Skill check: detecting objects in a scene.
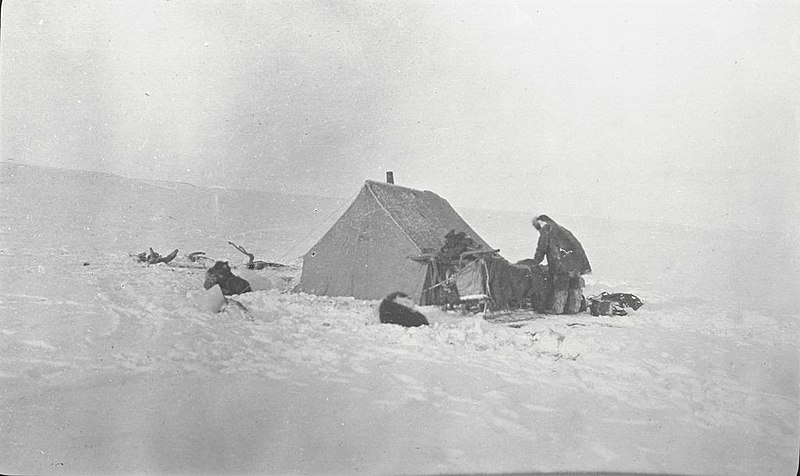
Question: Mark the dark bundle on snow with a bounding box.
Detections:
[379,292,429,327]
[587,292,644,316]
[439,229,480,262]
[136,248,179,265]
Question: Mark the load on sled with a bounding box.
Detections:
[411,230,550,314]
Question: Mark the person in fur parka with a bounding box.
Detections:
[531,214,591,314]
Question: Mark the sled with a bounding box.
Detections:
[422,249,546,315]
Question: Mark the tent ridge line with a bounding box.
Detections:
[365,181,422,253]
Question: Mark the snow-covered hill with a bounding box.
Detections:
[0,162,349,262]
[1,162,797,475]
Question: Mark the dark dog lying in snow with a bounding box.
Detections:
[379,292,429,327]
[204,261,252,296]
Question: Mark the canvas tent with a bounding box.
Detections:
[296,180,495,304]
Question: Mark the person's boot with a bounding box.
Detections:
[565,276,585,314]
[565,287,582,314]
[548,274,569,314]
[551,289,568,314]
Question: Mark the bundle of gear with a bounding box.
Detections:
[586,292,644,316]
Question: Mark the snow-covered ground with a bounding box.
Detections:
[1,162,798,475]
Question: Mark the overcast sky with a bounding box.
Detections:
[1,0,797,231]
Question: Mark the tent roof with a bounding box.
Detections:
[363,180,493,252]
